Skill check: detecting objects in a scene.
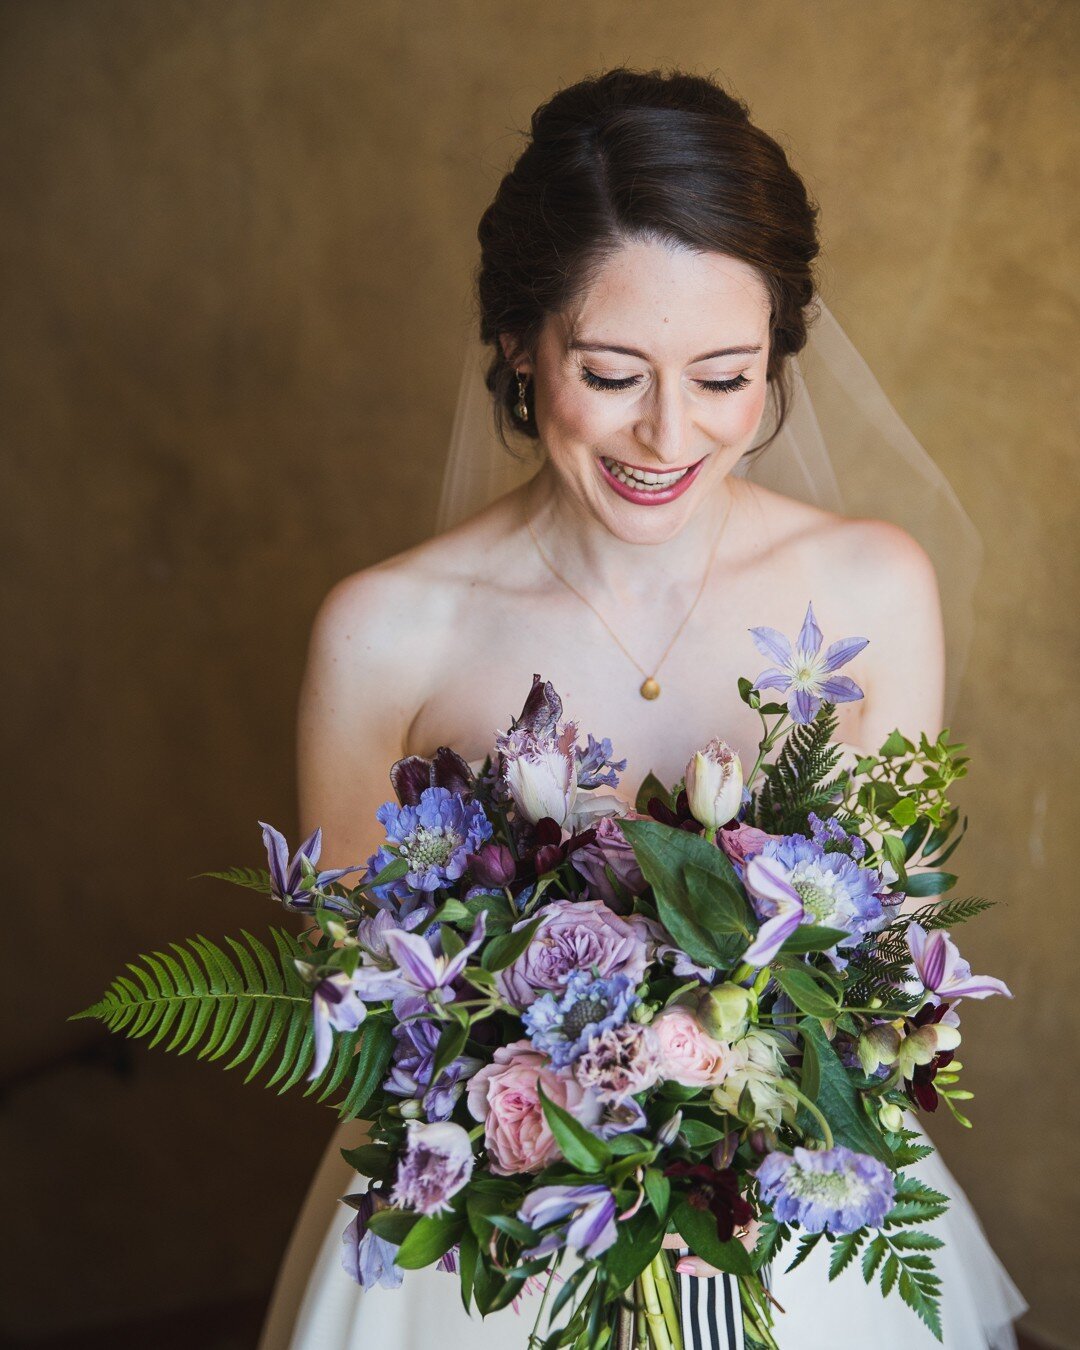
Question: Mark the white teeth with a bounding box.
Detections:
[601,457,691,492]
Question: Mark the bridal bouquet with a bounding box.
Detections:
[75,602,1012,1348]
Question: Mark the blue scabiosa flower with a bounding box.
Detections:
[365,786,492,900]
[522,971,638,1068]
[749,602,868,724]
[742,833,897,967]
[755,1145,895,1234]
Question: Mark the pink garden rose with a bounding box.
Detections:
[466,1040,601,1175]
[652,1006,735,1088]
[496,898,650,1010]
[570,812,647,910]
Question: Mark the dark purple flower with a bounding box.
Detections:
[664,1160,754,1243]
[258,821,364,914]
[755,1145,895,1234]
[749,601,868,724]
[390,746,474,806]
[365,786,493,900]
[570,813,646,910]
[518,1184,619,1260]
[467,842,517,889]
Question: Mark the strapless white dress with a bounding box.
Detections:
[257,754,1027,1349]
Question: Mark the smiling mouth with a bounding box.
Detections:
[600,455,702,491]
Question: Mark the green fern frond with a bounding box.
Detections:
[69,928,381,1106]
[753,704,848,834]
[193,866,274,895]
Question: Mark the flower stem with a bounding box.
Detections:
[638,1257,675,1350]
[526,1256,560,1348]
[787,1083,834,1150]
[650,1250,684,1350]
[739,1276,781,1350]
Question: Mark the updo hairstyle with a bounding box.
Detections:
[475,66,821,457]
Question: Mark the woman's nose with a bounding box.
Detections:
[632,378,693,465]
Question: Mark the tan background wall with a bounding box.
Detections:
[3,2,1075,1346]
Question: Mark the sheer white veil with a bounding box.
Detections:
[434,295,982,724]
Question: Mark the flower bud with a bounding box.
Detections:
[878,1102,905,1132]
[400,1098,424,1120]
[468,842,516,888]
[710,1131,740,1170]
[685,739,743,832]
[656,1110,683,1147]
[697,982,754,1042]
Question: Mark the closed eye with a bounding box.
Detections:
[580,369,751,394]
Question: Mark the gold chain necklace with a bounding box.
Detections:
[524,490,734,700]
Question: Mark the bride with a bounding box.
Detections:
[258,67,1026,1350]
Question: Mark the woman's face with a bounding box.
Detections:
[510,237,772,544]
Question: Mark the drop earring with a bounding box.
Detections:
[514,371,529,422]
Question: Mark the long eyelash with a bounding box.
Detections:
[580,369,751,394]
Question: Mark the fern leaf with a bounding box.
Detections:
[193,866,274,895]
[753,704,848,834]
[68,928,359,1100]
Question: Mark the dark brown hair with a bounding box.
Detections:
[475,66,821,456]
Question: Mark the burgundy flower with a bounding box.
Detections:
[664,1160,754,1243]
[905,1001,957,1112]
[522,816,597,877]
[646,788,703,834]
[390,746,474,807]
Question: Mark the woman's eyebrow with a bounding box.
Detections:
[567,339,762,360]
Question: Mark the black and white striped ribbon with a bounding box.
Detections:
[673,1249,745,1350]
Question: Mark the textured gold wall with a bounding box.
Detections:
[4,1,1075,1344]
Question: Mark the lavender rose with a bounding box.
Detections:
[496,898,650,1010]
[569,813,647,911]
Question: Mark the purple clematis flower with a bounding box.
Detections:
[748,602,868,724]
[907,923,1012,1004]
[341,1191,403,1290]
[258,821,365,914]
[384,994,482,1120]
[383,911,487,1003]
[307,961,408,1081]
[518,1184,619,1260]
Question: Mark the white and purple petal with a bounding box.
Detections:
[748,625,793,666]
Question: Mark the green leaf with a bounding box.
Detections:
[458,1230,478,1314]
[192,866,273,895]
[481,915,545,972]
[778,924,850,955]
[395,1212,464,1268]
[677,1117,732,1149]
[367,855,409,889]
[635,770,673,814]
[862,1234,888,1283]
[537,1083,611,1173]
[672,1200,753,1276]
[604,1209,666,1291]
[340,1143,393,1180]
[903,871,957,897]
[339,1016,394,1119]
[68,929,361,1097]
[887,797,920,828]
[828,1229,866,1279]
[619,819,749,968]
[784,1232,823,1272]
[643,1168,671,1221]
[775,966,840,1019]
[367,1209,420,1244]
[430,1019,469,1082]
[797,1019,893,1163]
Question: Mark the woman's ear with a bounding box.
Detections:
[498,332,534,375]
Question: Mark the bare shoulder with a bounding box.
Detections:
[303,491,525,724]
[740,482,945,742]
